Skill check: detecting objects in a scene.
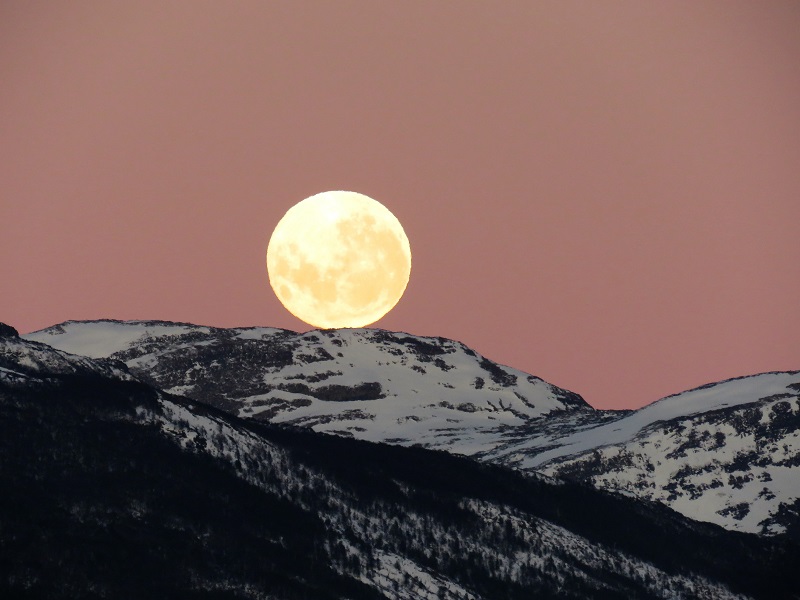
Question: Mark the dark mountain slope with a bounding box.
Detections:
[1,376,380,600]
[259,425,799,594]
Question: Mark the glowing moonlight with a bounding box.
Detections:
[267,191,411,329]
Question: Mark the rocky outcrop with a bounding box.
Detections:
[0,322,19,338]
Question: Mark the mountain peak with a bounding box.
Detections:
[26,321,591,453]
[0,322,19,338]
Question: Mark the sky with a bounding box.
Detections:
[2,1,799,410]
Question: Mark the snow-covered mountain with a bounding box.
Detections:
[25,319,591,454]
[3,324,797,599]
[25,320,800,537]
[537,374,800,537]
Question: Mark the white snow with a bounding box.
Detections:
[24,320,209,358]
[510,372,800,469]
[540,392,800,534]
[358,550,478,600]
[1,335,134,382]
[233,327,291,340]
[24,321,583,457]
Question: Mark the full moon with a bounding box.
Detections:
[266,191,411,329]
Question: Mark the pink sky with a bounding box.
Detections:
[2,2,799,409]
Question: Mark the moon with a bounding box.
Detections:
[266,191,411,329]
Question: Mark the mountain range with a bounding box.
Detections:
[25,319,800,538]
[2,319,799,598]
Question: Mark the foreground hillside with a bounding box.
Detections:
[25,319,800,536]
[3,325,798,599]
